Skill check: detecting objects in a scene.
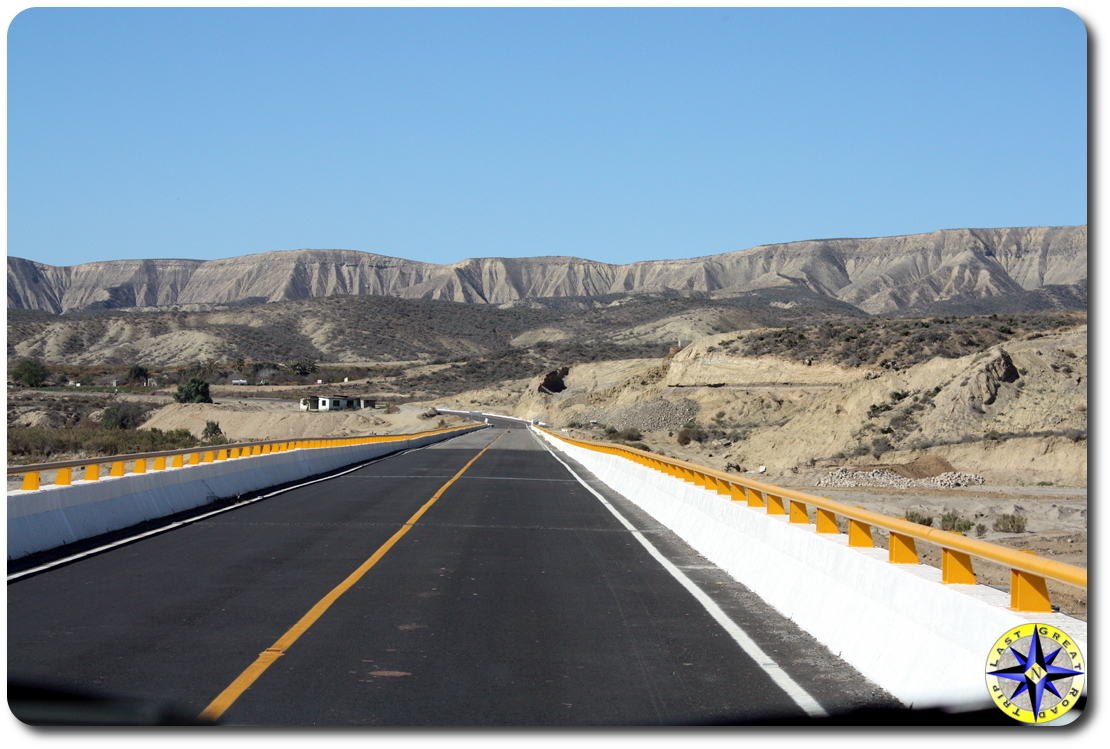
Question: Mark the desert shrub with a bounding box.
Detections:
[611,427,642,442]
[676,422,708,445]
[101,402,147,430]
[174,377,213,404]
[383,403,400,414]
[202,420,223,440]
[993,514,1027,533]
[7,425,203,464]
[905,511,933,527]
[939,511,974,533]
[975,524,987,538]
[871,437,893,457]
[868,403,892,418]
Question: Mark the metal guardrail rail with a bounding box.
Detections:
[7,425,475,492]
[537,427,1087,614]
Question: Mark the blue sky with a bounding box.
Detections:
[5,6,1088,268]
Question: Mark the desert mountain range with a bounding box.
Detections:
[7,225,1087,315]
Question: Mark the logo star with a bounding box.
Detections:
[988,633,1084,717]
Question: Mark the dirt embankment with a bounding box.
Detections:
[139,402,462,442]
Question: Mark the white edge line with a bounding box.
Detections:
[533,429,830,719]
[7,430,485,582]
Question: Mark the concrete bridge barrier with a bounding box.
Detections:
[8,425,487,561]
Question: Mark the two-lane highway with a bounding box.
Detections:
[8,425,897,725]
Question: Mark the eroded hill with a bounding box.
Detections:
[9,225,1086,314]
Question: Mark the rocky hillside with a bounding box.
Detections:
[5,291,864,366]
[432,323,1088,487]
[9,225,1086,315]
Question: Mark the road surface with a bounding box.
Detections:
[8,422,897,725]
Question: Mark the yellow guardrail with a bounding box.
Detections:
[538,427,1087,614]
[7,425,476,493]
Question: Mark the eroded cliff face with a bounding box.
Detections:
[8,225,1086,314]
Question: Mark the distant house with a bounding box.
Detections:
[299,395,375,412]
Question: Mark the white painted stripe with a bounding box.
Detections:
[535,433,829,719]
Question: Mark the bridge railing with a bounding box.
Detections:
[7,425,472,492]
[537,427,1086,614]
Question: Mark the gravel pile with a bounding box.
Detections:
[573,398,700,433]
[816,467,985,489]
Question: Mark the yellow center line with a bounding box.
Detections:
[198,430,505,722]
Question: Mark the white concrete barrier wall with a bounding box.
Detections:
[8,426,486,560]
[534,427,1087,709]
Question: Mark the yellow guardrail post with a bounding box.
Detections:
[21,472,40,491]
[766,493,786,516]
[216,450,227,461]
[788,499,809,524]
[84,464,100,481]
[847,518,873,547]
[55,468,72,486]
[188,452,201,465]
[153,456,166,470]
[888,532,919,564]
[942,548,976,585]
[815,507,838,533]
[172,455,184,468]
[110,461,125,477]
[134,459,147,474]
[1011,569,1051,612]
[746,486,764,508]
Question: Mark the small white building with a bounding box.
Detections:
[300,395,375,412]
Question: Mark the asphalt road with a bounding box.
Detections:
[8,423,897,726]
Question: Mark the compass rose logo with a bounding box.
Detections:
[985,623,1085,724]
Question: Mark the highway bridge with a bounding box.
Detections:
[8,418,906,725]
[8,415,1087,726]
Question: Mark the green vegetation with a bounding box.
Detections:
[992,514,1028,534]
[939,511,974,534]
[284,358,319,376]
[9,358,52,387]
[125,364,150,385]
[174,377,213,404]
[202,420,223,441]
[100,402,148,430]
[7,426,203,465]
[904,511,933,527]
